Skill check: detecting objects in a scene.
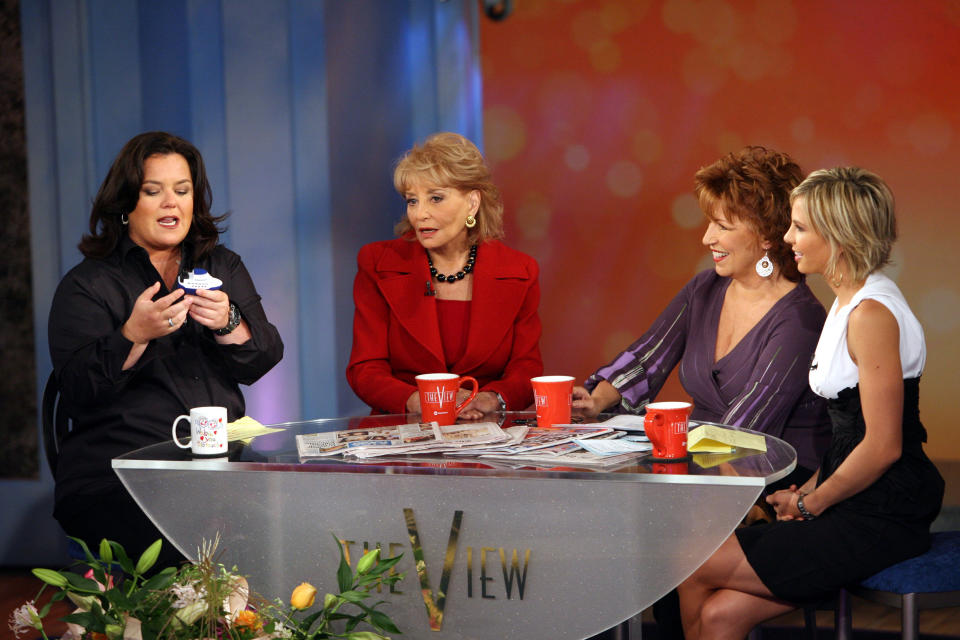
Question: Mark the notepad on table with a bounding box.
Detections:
[687,424,766,454]
[227,416,285,443]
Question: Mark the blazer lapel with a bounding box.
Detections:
[456,242,529,373]
[375,243,446,366]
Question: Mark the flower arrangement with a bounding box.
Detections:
[10,535,404,640]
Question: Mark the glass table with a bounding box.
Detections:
[113,412,796,640]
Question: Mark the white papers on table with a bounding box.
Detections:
[574,437,653,456]
[598,414,647,431]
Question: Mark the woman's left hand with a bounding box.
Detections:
[766,485,803,520]
[188,289,252,344]
[458,391,501,420]
[187,288,231,330]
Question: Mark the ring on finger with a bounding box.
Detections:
[168,317,175,328]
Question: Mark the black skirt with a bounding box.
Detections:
[737,379,943,602]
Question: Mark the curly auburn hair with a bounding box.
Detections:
[694,146,804,282]
[392,132,504,244]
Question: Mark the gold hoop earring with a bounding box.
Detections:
[465,215,477,229]
[830,271,843,287]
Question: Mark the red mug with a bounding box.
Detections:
[644,401,692,460]
[652,462,689,475]
[531,375,575,428]
[416,373,479,426]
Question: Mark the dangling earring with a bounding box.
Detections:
[121,213,129,225]
[830,271,844,288]
[755,251,773,278]
[465,214,477,229]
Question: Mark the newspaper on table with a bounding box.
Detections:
[478,434,646,468]
[295,421,509,460]
[452,425,616,456]
[442,425,529,455]
[574,437,652,456]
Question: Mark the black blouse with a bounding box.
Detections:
[48,234,283,511]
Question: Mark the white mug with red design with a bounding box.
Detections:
[172,406,229,456]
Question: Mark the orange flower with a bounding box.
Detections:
[91,632,108,640]
[233,609,261,631]
[290,582,317,610]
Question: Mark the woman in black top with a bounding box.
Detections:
[49,131,283,565]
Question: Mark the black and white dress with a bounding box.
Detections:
[736,272,944,602]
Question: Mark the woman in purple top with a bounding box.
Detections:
[574,146,831,476]
[576,147,831,640]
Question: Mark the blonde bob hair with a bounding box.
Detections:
[790,167,896,283]
[393,132,504,243]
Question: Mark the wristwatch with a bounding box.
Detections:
[796,493,816,520]
[214,303,241,336]
[494,392,507,412]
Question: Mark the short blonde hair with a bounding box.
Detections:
[790,167,896,282]
[393,132,504,243]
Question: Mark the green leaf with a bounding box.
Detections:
[337,590,368,603]
[108,540,135,575]
[366,554,402,577]
[62,611,100,628]
[68,536,97,563]
[369,610,400,634]
[343,631,388,640]
[31,568,70,588]
[62,572,105,594]
[134,539,163,575]
[103,587,135,612]
[300,610,325,630]
[333,533,352,593]
[98,538,114,564]
[140,567,178,591]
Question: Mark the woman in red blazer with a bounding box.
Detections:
[347,133,543,416]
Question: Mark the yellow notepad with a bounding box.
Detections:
[227,416,285,443]
[687,424,766,454]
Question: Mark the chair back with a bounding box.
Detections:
[41,371,72,475]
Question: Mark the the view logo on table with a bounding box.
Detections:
[172,406,228,456]
[645,401,692,461]
[416,373,478,425]
[531,375,575,427]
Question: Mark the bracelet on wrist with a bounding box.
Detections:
[796,493,816,520]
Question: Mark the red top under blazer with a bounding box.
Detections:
[347,237,544,414]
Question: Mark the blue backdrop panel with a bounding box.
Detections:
[14,0,482,565]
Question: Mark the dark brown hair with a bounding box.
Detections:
[79,131,225,259]
[694,146,804,282]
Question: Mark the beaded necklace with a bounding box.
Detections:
[427,244,477,283]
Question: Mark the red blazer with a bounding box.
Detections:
[347,238,543,413]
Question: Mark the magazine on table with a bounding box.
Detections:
[295,421,509,460]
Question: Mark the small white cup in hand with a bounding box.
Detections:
[172,406,228,456]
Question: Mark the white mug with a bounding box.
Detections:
[172,406,228,456]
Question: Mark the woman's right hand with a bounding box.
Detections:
[406,391,421,415]
[121,282,193,345]
[572,386,599,417]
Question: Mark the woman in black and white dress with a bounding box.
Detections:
[676,167,943,640]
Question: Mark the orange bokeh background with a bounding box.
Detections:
[480,0,960,458]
